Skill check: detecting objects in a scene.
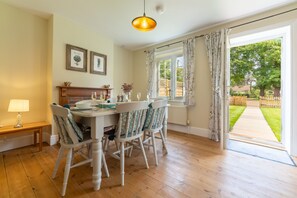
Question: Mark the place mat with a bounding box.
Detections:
[70,107,92,111]
[227,140,296,166]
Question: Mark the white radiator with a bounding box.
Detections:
[167,105,188,126]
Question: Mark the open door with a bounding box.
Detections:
[222,30,231,150]
[225,25,292,153]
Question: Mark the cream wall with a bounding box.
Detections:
[0,2,48,126]
[113,45,134,96]
[0,3,134,146]
[51,14,114,103]
[133,3,297,131]
[46,16,53,123]
[50,14,133,103]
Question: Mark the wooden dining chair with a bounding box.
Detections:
[143,99,168,166]
[50,104,109,196]
[110,101,149,186]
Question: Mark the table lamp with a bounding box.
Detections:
[8,99,29,128]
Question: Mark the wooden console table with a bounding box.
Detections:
[0,121,51,151]
[57,86,112,106]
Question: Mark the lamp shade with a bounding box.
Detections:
[132,14,157,32]
[8,99,29,112]
[131,0,157,32]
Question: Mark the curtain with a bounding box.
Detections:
[146,49,157,98]
[183,38,196,106]
[205,29,228,142]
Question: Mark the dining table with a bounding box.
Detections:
[71,108,118,190]
[70,103,168,191]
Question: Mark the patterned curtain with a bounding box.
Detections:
[183,38,196,106]
[146,49,157,98]
[205,29,228,142]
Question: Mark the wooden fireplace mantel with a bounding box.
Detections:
[57,86,112,106]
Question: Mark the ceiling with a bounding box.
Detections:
[1,0,296,50]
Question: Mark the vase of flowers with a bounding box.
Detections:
[121,83,133,102]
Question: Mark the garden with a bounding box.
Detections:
[229,38,282,142]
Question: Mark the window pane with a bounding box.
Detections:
[175,56,184,98]
[159,59,171,97]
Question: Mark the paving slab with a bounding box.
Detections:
[230,106,279,143]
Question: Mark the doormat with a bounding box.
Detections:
[227,140,296,166]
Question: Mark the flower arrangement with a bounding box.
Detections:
[121,83,133,93]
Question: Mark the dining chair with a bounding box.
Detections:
[143,99,168,166]
[110,101,149,186]
[50,104,109,196]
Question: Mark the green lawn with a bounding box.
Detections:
[229,105,246,130]
[260,107,281,141]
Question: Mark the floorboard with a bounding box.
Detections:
[0,130,296,198]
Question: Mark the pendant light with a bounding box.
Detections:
[132,0,157,32]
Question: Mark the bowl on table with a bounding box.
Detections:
[75,100,92,109]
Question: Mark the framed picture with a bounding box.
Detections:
[66,44,87,72]
[90,51,107,75]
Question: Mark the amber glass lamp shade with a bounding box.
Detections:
[132,13,157,32]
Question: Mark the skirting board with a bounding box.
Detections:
[0,133,59,152]
[168,123,210,138]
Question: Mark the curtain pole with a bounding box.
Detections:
[144,6,297,52]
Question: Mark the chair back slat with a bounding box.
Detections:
[145,100,168,130]
[51,104,81,144]
[115,102,148,140]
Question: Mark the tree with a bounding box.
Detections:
[230,39,281,97]
[159,59,171,80]
[230,46,254,86]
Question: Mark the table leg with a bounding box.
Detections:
[91,116,104,190]
[34,131,37,145]
[92,139,102,190]
[39,128,42,151]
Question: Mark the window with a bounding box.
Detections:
[157,48,184,101]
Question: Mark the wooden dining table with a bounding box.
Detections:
[71,104,168,191]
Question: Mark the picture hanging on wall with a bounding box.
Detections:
[90,51,107,75]
[66,44,87,72]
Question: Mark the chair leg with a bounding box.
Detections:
[128,142,133,157]
[103,136,109,152]
[115,141,119,150]
[52,146,64,178]
[120,142,125,186]
[138,137,149,169]
[61,148,73,196]
[102,152,109,177]
[151,132,158,166]
[159,130,168,154]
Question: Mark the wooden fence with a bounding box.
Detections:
[229,96,247,106]
[159,79,183,97]
[259,96,281,108]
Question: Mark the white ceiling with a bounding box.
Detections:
[1,0,296,50]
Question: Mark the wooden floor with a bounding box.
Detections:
[1,131,297,198]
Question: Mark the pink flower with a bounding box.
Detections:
[121,83,133,93]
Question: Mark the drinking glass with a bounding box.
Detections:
[91,92,97,101]
[146,94,150,101]
[136,92,141,101]
[91,92,97,110]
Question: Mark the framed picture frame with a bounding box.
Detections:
[66,44,87,72]
[90,51,107,75]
